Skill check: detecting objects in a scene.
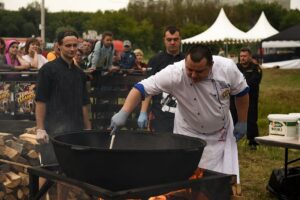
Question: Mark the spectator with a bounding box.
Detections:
[36,36,48,57]
[79,39,93,69]
[0,38,5,65]
[119,40,136,72]
[47,40,60,61]
[22,38,48,69]
[230,47,262,150]
[90,31,115,73]
[18,43,26,56]
[73,49,85,69]
[133,48,147,73]
[218,47,225,57]
[4,40,30,70]
[137,26,185,132]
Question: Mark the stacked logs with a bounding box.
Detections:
[0,128,39,200]
[0,128,95,200]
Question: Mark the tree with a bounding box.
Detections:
[22,22,38,37]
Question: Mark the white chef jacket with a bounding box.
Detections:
[140,56,248,183]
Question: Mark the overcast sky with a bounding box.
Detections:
[1,0,300,12]
[1,0,130,12]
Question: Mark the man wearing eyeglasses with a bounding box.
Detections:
[137,26,185,132]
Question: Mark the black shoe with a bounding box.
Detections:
[249,140,259,146]
[249,144,257,150]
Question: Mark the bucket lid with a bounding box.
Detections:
[289,113,300,120]
[268,114,298,122]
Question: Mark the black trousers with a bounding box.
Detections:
[151,110,174,134]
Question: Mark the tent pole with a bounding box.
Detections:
[224,43,228,57]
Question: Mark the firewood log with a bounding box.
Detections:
[21,186,29,196]
[4,172,21,188]
[3,146,20,161]
[5,194,17,200]
[19,134,38,145]
[18,172,29,186]
[26,150,39,159]
[5,140,23,154]
[0,133,13,145]
[0,170,6,183]
[17,188,24,199]
[24,127,36,135]
[0,191,5,199]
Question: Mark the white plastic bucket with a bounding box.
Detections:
[289,113,300,142]
[298,120,300,142]
[268,114,298,138]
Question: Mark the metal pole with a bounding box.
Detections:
[40,0,45,48]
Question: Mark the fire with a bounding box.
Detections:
[148,168,206,200]
[98,168,206,200]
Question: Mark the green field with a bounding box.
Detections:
[238,68,300,199]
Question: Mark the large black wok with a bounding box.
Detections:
[51,130,206,191]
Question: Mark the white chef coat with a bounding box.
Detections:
[140,56,248,183]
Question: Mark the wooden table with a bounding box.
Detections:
[255,135,300,177]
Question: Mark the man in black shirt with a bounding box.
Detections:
[231,47,262,150]
[137,26,185,133]
[35,30,91,165]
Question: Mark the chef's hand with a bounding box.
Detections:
[110,110,130,131]
[36,129,49,144]
[137,112,148,129]
[233,122,247,142]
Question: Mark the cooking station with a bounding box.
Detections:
[28,165,234,200]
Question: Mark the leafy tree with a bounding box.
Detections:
[22,22,38,37]
[280,9,300,29]
[1,0,300,53]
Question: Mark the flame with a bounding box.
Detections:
[148,168,205,200]
[98,168,206,200]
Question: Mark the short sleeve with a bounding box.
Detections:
[35,65,51,102]
[140,64,175,96]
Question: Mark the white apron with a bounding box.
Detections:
[174,114,240,183]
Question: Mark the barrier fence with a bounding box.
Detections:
[0,70,148,130]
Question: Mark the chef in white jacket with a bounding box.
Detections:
[110,45,249,183]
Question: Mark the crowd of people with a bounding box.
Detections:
[0,32,148,77]
[1,27,262,195]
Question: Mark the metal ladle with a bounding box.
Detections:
[109,127,117,149]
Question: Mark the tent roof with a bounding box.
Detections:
[246,11,278,41]
[262,24,300,41]
[262,24,300,48]
[182,8,250,44]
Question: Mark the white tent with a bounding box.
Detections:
[262,41,300,48]
[182,8,251,44]
[261,25,300,48]
[261,59,300,69]
[246,11,278,42]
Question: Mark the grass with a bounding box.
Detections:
[238,68,300,199]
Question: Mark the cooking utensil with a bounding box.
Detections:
[109,127,117,149]
[51,130,206,191]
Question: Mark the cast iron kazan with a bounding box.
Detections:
[51,130,206,191]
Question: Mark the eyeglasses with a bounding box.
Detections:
[165,38,180,42]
